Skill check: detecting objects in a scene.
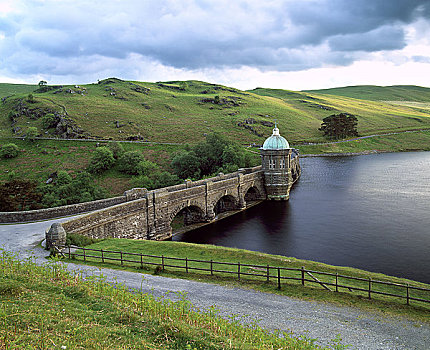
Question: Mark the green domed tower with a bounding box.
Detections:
[260,125,300,200]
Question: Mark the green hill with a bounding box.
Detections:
[2,79,430,146]
[0,83,37,97]
[303,85,430,102]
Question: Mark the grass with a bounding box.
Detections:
[0,249,348,349]
[3,80,430,146]
[303,85,430,102]
[64,238,430,323]
[0,137,185,196]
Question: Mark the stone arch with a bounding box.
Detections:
[168,201,206,224]
[213,194,239,215]
[244,185,261,202]
[242,182,265,202]
[169,203,206,232]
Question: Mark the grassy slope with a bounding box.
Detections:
[0,138,185,195]
[2,80,430,146]
[303,85,430,102]
[0,83,36,97]
[1,251,326,349]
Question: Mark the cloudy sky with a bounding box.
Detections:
[1,0,430,90]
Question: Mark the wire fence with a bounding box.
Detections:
[58,245,430,307]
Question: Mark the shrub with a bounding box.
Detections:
[87,147,115,174]
[118,151,145,175]
[41,113,57,129]
[107,142,125,159]
[0,143,19,159]
[136,160,158,176]
[26,127,39,141]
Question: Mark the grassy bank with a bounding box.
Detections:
[65,238,430,323]
[0,249,347,349]
[295,129,430,155]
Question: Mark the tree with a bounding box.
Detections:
[38,80,47,87]
[118,151,145,175]
[0,143,19,159]
[171,151,201,179]
[319,113,358,139]
[87,147,115,174]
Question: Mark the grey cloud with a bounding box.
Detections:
[328,25,406,52]
[1,0,429,79]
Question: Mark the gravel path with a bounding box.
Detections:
[1,219,429,350]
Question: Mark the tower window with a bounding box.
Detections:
[280,158,285,169]
[269,158,275,169]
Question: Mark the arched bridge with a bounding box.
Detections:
[62,166,268,241]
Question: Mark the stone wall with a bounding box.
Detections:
[0,196,127,224]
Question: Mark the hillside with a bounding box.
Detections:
[2,79,430,147]
[0,83,36,97]
[302,85,430,102]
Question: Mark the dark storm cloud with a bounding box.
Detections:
[0,0,429,78]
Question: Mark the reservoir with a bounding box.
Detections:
[174,151,430,284]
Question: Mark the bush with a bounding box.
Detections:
[87,147,115,174]
[26,127,38,141]
[171,151,201,179]
[0,143,19,159]
[136,160,158,176]
[107,142,125,159]
[41,113,57,129]
[118,151,145,175]
[40,171,107,207]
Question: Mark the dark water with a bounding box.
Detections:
[174,152,430,283]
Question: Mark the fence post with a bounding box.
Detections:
[406,284,410,305]
[238,262,240,281]
[140,254,143,269]
[210,260,213,276]
[277,267,281,290]
[68,245,71,259]
[83,247,86,262]
[301,266,305,286]
[336,273,339,292]
[186,257,188,274]
[267,265,270,282]
[120,251,123,266]
[368,277,372,300]
[101,249,104,263]
[162,255,164,272]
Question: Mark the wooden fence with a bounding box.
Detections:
[60,245,430,307]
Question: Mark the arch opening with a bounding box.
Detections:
[170,205,205,232]
[214,195,237,215]
[244,186,260,204]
